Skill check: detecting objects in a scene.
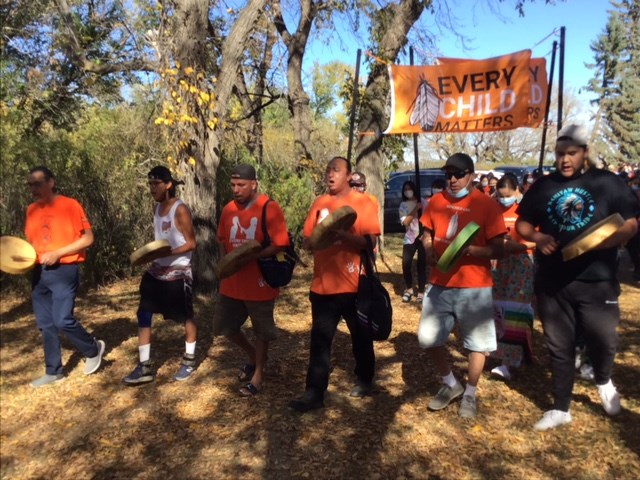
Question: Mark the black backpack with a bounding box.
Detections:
[257,199,297,288]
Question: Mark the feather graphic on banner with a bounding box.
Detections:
[409,77,442,132]
[446,214,459,240]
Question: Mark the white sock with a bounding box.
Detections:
[441,371,458,388]
[464,384,477,398]
[185,341,196,356]
[597,379,615,392]
[139,344,151,363]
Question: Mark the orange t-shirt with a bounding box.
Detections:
[420,189,506,288]
[217,194,289,301]
[303,190,381,295]
[500,202,533,254]
[25,195,91,264]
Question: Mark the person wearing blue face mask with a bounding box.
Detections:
[417,152,507,420]
[490,174,536,382]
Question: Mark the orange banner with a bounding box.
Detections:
[437,55,548,127]
[384,50,532,135]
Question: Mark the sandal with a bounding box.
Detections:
[237,364,256,382]
[239,382,260,397]
[401,290,413,302]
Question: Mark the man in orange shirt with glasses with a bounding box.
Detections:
[25,166,105,388]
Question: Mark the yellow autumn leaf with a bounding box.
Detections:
[184,67,194,75]
[188,157,196,166]
[154,117,163,125]
[199,92,210,103]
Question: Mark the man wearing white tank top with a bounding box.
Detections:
[123,166,197,385]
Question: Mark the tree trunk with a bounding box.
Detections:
[354,0,430,248]
[171,0,268,294]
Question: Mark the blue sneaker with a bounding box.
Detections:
[123,361,154,385]
[174,354,196,382]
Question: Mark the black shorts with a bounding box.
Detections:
[138,272,193,323]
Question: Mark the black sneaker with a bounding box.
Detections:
[290,390,324,413]
[123,361,154,385]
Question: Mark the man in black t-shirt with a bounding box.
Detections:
[516,124,639,431]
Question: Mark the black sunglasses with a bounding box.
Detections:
[444,170,469,180]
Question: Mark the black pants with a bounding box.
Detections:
[402,239,427,291]
[536,280,620,411]
[305,292,375,398]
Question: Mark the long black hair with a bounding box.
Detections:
[401,180,417,201]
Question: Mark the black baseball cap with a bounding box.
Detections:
[230,164,257,180]
[441,153,475,173]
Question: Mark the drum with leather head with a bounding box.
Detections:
[309,206,358,251]
[561,213,625,262]
[436,222,481,273]
[130,240,172,266]
[0,236,37,274]
[216,240,262,279]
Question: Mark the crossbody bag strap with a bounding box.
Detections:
[261,199,272,247]
[360,235,376,277]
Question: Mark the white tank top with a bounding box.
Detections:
[153,199,192,268]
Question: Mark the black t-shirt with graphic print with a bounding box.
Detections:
[516,168,640,290]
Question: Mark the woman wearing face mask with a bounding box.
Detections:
[490,174,536,381]
[398,180,427,302]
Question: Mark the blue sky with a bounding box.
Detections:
[306,0,613,123]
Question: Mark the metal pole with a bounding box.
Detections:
[538,40,557,171]
[558,26,565,131]
[410,48,421,199]
[346,49,362,165]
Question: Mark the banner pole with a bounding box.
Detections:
[409,47,422,199]
[538,40,558,173]
[347,49,362,165]
[558,26,565,131]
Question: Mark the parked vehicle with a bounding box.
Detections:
[384,169,445,232]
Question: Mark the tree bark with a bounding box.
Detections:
[354,0,430,246]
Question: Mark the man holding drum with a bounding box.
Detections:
[25,166,105,387]
[418,153,506,419]
[290,156,381,413]
[123,166,197,385]
[516,125,639,430]
[213,164,290,397]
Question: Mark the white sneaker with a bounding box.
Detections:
[579,364,595,381]
[490,365,512,381]
[533,410,572,431]
[598,383,621,416]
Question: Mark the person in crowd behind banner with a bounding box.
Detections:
[290,156,381,413]
[124,166,197,385]
[398,180,426,303]
[478,174,490,194]
[488,175,498,196]
[349,171,380,214]
[522,173,534,194]
[25,166,105,388]
[212,164,290,396]
[418,153,507,420]
[490,174,536,381]
[516,124,639,431]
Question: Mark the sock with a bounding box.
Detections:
[185,341,196,356]
[441,371,458,388]
[597,379,615,393]
[139,344,151,363]
[464,384,477,398]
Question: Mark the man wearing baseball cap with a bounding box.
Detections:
[418,152,507,419]
[516,124,639,430]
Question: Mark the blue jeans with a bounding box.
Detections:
[304,292,375,398]
[31,264,98,375]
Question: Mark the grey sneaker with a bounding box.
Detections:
[349,381,373,398]
[174,354,196,382]
[31,374,65,388]
[123,361,154,385]
[84,339,106,375]
[458,395,477,419]
[428,382,464,411]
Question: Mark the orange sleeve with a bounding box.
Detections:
[265,201,290,247]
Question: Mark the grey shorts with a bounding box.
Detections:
[212,295,277,341]
[418,285,497,352]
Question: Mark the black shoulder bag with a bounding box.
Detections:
[257,200,297,288]
[356,236,393,341]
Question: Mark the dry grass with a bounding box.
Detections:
[1,234,639,480]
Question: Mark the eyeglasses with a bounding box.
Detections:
[444,170,469,180]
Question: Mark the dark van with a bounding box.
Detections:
[384,169,445,232]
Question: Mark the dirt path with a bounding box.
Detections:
[2,238,639,479]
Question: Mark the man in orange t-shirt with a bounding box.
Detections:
[213,164,290,397]
[418,153,506,419]
[24,166,105,388]
[290,156,381,413]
